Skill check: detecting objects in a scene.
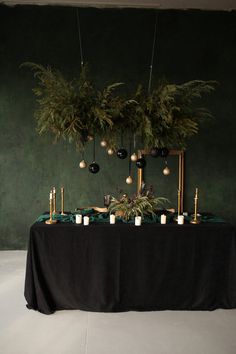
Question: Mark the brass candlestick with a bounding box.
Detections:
[52,187,57,215]
[45,193,57,224]
[174,189,181,221]
[61,187,66,215]
[190,187,201,224]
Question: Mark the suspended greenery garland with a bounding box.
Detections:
[22,62,217,154]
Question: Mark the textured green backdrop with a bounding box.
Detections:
[0,5,236,249]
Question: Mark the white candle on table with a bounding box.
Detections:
[83,216,90,226]
[76,214,82,224]
[135,216,141,226]
[161,214,167,224]
[178,215,184,225]
[110,214,116,224]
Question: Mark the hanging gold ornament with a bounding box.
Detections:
[79,159,87,169]
[100,140,107,147]
[131,153,138,162]
[126,176,133,184]
[163,166,170,175]
[87,135,94,141]
[107,148,114,155]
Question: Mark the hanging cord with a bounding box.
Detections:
[148,13,158,95]
[120,133,124,148]
[133,133,136,151]
[128,139,132,175]
[76,9,84,69]
[93,135,96,161]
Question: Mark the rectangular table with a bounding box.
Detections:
[24,221,236,314]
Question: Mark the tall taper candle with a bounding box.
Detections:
[61,187,66,215]
[52,187,56,214]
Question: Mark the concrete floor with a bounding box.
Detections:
[0,251,236,354]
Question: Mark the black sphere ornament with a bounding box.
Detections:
[150,147,161,158]
[89,162,100,174]
[117,148,128,159]
[136,158,146,169]
[160,148,169,158]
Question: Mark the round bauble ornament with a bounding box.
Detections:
[89,162,100,174]
[117,148,128,159]
[100,140,107,148]
[163,166,170,176]
[79,159,87,169]
[160,148,169,158]
[87,135,94,141]
[150,147,161,157]
[131,153,138,162]
[136,158,146,169]
[107,148,114,155]
[126,176,133,184]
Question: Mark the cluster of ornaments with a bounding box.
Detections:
[79,139,171,181]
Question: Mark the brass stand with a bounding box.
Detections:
[190,188,201,224]
[52,187,58,215]
[61,187,66,215]
[45,197,57,224]
[174,189,181,222]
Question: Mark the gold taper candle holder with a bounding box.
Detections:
[52,187,57,215]
[174,189,181,221]
[190,188,201,224]
[61,187,66,215]
[45,196,57,224]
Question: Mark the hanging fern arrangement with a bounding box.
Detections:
[22,62,217,152]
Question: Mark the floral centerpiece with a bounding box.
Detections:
[108,190,169,221]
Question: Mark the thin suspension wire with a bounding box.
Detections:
[93,135,96,161]
[76,9,84,69]
[128,139,132,175]
[148,13,158,95]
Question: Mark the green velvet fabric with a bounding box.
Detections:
[36,211,225,224]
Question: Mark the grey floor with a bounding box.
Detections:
[0,251,236,354]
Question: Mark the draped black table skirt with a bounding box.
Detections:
[24,222,236,314]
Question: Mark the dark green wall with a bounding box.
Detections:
[0,5,236,249]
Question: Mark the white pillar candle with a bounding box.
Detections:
[76,214,82,224]
[135,216,142,226]
[110,214,116,224]
[178,215,184,225]
[161,214,167,224]
[83,216,90,226]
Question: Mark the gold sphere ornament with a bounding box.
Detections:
[100,140,107,147]
[126,176,133,184]
[163,166,170,176]
[79,160,87,169]
[131,153,138,162]
[87,135,94,141]
[107,148,114,155]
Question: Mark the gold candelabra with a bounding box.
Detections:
[190,187,201,224]
[61,187,66,215]
[45,191,57,224]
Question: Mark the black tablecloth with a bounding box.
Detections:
[24,221,236,314]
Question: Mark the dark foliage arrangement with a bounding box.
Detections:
[22,62,217,151]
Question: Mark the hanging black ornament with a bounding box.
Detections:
[89,162,100,174]
[117,148,128,159]
[160,148,169,158]
[136,158,146,169]
[150,147,161,157]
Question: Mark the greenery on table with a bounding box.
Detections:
[22,62,217,151]
[108,190,169,221]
